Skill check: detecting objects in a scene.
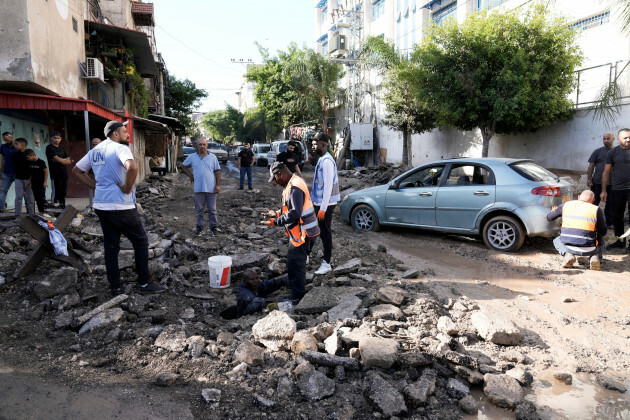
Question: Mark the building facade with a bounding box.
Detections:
[314,0,629,172]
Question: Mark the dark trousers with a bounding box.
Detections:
[51,176,67,206]
[591,183,613,225]
[239,166,252,188]
[150,167,167,176]
[95,208,149,290]
[611,189,630,237]
[32,183,46,213]
[287,236,312,300]
[314,204,335,263]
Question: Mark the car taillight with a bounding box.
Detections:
[531,186,561,197]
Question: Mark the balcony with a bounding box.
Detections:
[132,2,154,27]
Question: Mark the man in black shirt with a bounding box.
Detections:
[46,131,72,208]
[587,132,614,225]
[237,143,255,190]
[11,139,35,216]
[26,149,48,213]
[601,128,630,251]
[277,140,302,177]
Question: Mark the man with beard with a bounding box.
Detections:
[277,139,303,177]
[310,133,340,275]
[46,131,72,208]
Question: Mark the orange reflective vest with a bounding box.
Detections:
[560,200,598,247]
[281,175,320,247]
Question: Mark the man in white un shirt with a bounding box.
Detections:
[73,120,167,296]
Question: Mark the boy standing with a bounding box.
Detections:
[11,139,35,216]
[26,149,48,213]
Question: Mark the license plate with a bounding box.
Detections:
[562,194,570,203]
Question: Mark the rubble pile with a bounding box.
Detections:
[0,172,571,418]
[338,163,410,189]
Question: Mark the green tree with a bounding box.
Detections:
[243,107,271,142]
[412,5,582,157]
[361,36,436,165]
[201,105,244,142]
[165,75,208,136]
[246,43,344,134]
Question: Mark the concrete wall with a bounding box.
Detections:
[0,113,53,210]
[99,0,135,29]
[0,1,32,83]
[26,0,86,98]
[377,104,630,172]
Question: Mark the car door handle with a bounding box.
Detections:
[474,191,490,196]
[419,192,433,197]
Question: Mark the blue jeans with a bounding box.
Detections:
[239,166,252,189]
[0,172,16,210]
[194,192,218,229]
[553,236,604,258]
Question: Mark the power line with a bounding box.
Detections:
[155,24,237,72]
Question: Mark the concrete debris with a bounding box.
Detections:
[359,337,398,369]
[437,316,459,335]
[332,258,362,275]
[297,369,335,401]
[154,328,187,352]
[458,395,479,414]
[376,285,406,305]
[252,310,296,351]
[154,373,179,386]
[233,340,265,366]
[483,373,525,409]
[470,311,522,346]
[366,374,407,417]
[78,308,124,335]
[294,286,366,315]
[368,304,404,320]
[446,377,470,399]
[290,331,318,355]
[553,371,573,385]
[76,294,128,324]
[327,295,362,322]
[201,388,221,408]
[33,267,78,301]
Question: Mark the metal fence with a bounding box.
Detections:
[572,61,630,108]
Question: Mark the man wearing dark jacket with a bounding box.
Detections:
[236,269,289,317]
[547,190,607,270]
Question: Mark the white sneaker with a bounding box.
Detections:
[314,261,332,275]
[306,256,310,265]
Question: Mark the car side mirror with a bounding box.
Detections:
[389,181,399,190]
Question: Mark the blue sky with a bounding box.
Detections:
[152,0,317,112]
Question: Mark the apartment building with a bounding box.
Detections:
[314,0,629,172]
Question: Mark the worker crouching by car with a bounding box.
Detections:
[263,162,320,303]
[546,190,607,270]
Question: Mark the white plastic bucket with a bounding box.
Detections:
[208,256,232,288]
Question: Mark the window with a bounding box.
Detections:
[372,0,385,21]
[476,0,509,11]
[72,17,78,33]
[570,12,610,32]
[322,41,329,55]
[509,161,558,182]
[445,165,493,186]
[321,6,328,23]
[433,2,456,23]
[398,165,446,188]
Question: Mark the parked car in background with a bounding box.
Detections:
[340,158,572,252]
[266,139,309,169]
[208,142,229,164]
[234,145,245,160]
[252,143,271,166]
[178,146,196,162]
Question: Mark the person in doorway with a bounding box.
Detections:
[587,132,615,226]
[237,143,255,190]
[600,128,630,251]
[25,149,48,213]
[73,120,167,296]
[180,138,222,236]
[46,131,72,208]
[236,269,289,317]
[0,132,17,212]
[547,190,607,270]
[11,139,35,217]
[311,132,340,275]
[277,139,302,177]
[263,162,320,303]
[149,153,167,176]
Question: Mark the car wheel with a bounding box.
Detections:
[482,215,525,252]
[351,204,381,232]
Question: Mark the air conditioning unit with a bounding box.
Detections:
[82,58,105,82]
[329,34,347,58]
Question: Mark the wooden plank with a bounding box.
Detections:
[14,246,47,279]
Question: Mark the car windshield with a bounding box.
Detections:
[509,161,558,182]
[183,147,195,154]
[208,143,222,149]
[258,145,270,153]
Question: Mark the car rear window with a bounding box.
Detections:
[183,147,195,154]
[509,161,558,182]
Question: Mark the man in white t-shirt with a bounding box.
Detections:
[73,120,167,296]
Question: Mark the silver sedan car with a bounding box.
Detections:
[340,158,573,252]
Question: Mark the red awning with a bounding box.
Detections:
[0,90,127,122]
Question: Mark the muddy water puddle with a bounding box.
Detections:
[372,232,630,419]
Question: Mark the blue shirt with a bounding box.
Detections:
[1,144,17,175]
[182,152,221,193]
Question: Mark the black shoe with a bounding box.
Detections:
[110,287,123,297]
[606,240,626,250]
[138,282,167,295]
[196,226,204,236]
[248,186,253,190]
[238,187,244,190]
[210,227,218,236]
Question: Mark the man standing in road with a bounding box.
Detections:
[547,190,606,270]
[277,139,303,177]
[311,132,340,275]
[237,143,255,190]
[263,162,320,303]
[0,132,17,212]
[601,128,630,251]
[46,131,72,208]
[73,120,167,296]
[587,132,614,225]
[180,138,222,236]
